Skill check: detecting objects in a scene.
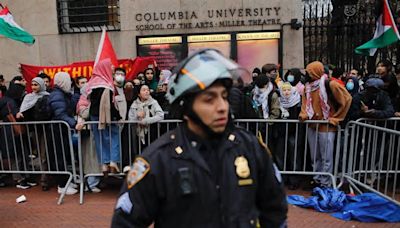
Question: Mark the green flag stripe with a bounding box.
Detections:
[355,28,398,51]
[0,18,35,44]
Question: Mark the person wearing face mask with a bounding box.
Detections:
[349,68,365,91]
[299,61,352,189]
[342,76,362,126]
[114,67,127,121]
[283,68,305,96]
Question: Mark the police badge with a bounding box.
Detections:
[234,156,250,178]
[127,157,150,189]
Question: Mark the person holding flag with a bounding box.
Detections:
[86,27,123,175]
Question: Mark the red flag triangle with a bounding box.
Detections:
[94,27,118,67]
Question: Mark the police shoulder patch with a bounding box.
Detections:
[127,157,150,189]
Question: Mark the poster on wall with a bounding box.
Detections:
[237,39,279,74]
[188,41,231,58]
[138,43,183,71]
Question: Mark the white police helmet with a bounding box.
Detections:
[166,49,251,104]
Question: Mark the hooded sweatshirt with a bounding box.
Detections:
[299,61,352,131]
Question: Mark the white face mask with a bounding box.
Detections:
[115,75,125,84]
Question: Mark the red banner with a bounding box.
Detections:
[20,57,156,92]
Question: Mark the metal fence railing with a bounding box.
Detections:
[340,119,400,206]
[1,118,399,205]
[0,121,77,204]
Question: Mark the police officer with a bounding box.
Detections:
[111,49,288,228]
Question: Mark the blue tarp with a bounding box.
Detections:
[287,187,346,212]
[287,188,400,223]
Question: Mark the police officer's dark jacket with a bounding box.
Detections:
[112,124,288,228]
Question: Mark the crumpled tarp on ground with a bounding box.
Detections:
[287,187,400,222]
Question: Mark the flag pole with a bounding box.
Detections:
[0,4,4,9]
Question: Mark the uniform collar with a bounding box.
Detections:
[170,125,239,176]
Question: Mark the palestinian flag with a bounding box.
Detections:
[355,0,400,56]
[0,6,35,44]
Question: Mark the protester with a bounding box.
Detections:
[375,60,399,107]
[87,59,122,175]
[16,77,51,190]
[128,84,164,147]
[0,78,35,189]
[359,77,395,119]
[124,81,135,113]
[0,74,7,98]
[299,61,352,188]
[229,77,259,119]
[48,71,78,195]
[38,72,52,92]
[114,67,128,121]
[76,84,102,193]
[283,68,305,96]
[275,82,304,189]
[252,74,281,119]
[144,68,159,93]
[16,77,50,120]
[343,76,362,123]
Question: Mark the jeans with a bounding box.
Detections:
[90,116,120,164]
[87,176,100,188]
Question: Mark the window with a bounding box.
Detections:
[57,0,120,34]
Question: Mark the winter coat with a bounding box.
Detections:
[128,97,164,124]
[48,87,76,128]
[229,87,259,119]
[359,89,395,119]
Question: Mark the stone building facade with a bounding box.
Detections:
[0,0,303,81]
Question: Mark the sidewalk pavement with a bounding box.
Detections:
[0,183,398,228]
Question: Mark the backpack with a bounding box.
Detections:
[34,95,52,121]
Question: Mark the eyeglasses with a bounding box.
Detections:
[31,83,39,86]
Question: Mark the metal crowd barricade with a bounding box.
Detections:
[234,119,342,188]
[78,119,345,204]
[356,117,400,130]
[0,121,77,204]
[77,120,182,204]
[341,120,400,206]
